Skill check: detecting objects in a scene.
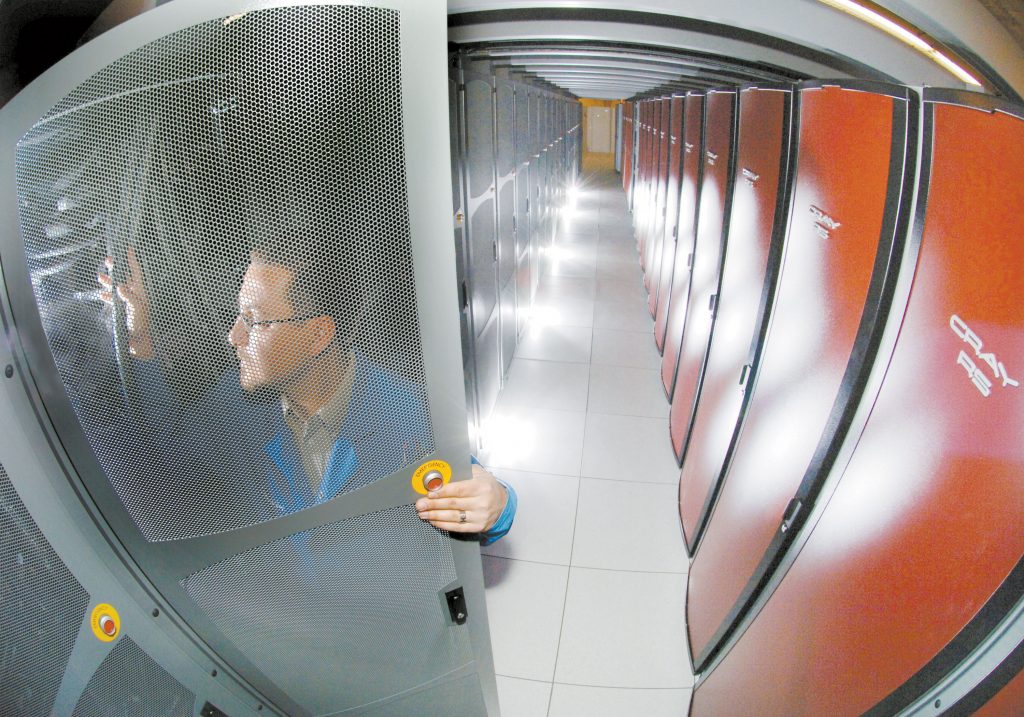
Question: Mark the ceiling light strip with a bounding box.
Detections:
[817,0,981,86]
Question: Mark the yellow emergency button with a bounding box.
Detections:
[90,603,121,642]
[411,459,452,495]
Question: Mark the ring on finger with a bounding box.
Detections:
[458,510,467,524]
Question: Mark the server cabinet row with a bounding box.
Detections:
[622,84,1024,716]
[450,53,582,447]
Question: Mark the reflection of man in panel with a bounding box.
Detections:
[99,239,515,543]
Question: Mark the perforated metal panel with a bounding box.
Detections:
[182,504,472,716]
[14,6,433,542]
[71,636,195,717]
[0,463,90,717]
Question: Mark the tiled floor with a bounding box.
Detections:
[479,156,694,716]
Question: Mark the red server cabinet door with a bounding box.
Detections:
[633,101,651,248]
[643,98,673,291]
[685,83,915,671]
[622,101,634,198]
[635,100,654,254]
[675,87,792,554]
[691,93,1024,717]
[657,93,704,365]
[649,95,685,318]
[640,98,667,275]
[667,89,737,469]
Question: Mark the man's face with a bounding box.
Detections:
[227,261,321,392]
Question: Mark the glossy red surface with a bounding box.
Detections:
[692,100,1024,716]
[658,94,704,371]
[676,88,788,552]
[973,665,1024,717]
[649,96,685,318]
[644,98,674,293]
[622,101,634,197]
[667,89,735,471]
[686,85,898,666]
[635,101,654,253]
[638,99,660,266]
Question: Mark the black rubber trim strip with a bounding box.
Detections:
[923,87,1024,120]
[864,558,1024,716]
[449,8,898,82]
[945,626,1024,717]
[691,83,920,673]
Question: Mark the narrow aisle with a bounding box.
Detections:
[480,157,694,717]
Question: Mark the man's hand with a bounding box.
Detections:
[416,464,508,533]
[97,247,154,359]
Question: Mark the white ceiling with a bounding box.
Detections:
[447,0,1024,101]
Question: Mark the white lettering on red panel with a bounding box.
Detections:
[810,205,841,240]
[950,314,1020,397]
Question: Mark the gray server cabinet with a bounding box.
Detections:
[460,59,502,433]
[513,81,533,337]
[528,90,544,301]
[495,77,517,377]
[449,62,479,447]
[0,2,498,716]
[615,103,624,172]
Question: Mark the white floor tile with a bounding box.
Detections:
[497,359,590,413]
[481,469,579,566]
[594,278,646,304]
[496,676,552,717]
[588,365,669,418]
[591,329,661,371]
[482,556,568,683]
[514,323,592,364]
[528,295,594,328]
[571,478,688,573]
[594,298,654,332]
[546,250,597,279]
[479,406,586,476]
[560,218,599,237]
[554,568,691,688]
[536,275,596,302]
[549,685,692,717]
[595,257,644,282]
[581,413,680,485]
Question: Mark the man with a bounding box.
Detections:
[99,239,515,542]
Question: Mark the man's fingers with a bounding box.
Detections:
[418,496,480,511]
[417,508,485,532]
[126,246,143,275]
[429,521,479,533]
[427,480,474,499]
[417,509,463,523]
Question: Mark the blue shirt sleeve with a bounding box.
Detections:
[471,455,517,546]
[481,479,517,546]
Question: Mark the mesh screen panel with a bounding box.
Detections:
[0,464,90,717]
[181,505,472,716]
[15,6,434,541]
[71,636,194,717]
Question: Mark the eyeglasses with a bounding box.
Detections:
[236,313,320,332]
